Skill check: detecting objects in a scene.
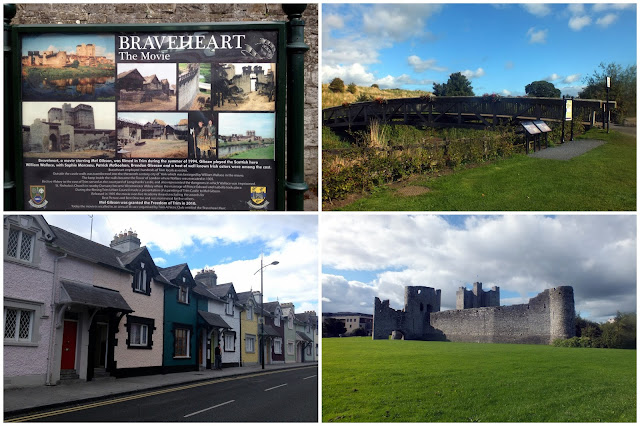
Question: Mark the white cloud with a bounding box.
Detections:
[461,68,485,79]
[361,4,442,42]
[567,4,585,15]
[502,89,512,96]
[153,257,167,266]
[322,215,636,322]
[593,3,634,12]
[522,4,551,17]
[323,14,344,31]
[559,85,586,97]
[407,55,446,73]
[322,63,376,86]
[569,15,592,31]
[563,74,581,84]
[545,73,562,82]
[527,27,548,44]
[596,13,618,28]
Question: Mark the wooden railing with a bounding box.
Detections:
[322,96,615,129]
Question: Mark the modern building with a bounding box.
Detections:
[323,312,373,336]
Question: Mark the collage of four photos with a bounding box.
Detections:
[2,2,638,423]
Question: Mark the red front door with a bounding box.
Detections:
[61,320,77,370]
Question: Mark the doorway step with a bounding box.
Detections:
[59,369,81,384]
[92,367,115,381]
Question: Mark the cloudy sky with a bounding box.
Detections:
[323,3,636,96]
[322,215,636,323]
[43,214,318,314]
[22,102,115,129]
[22,34,115,60]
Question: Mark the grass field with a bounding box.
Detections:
[229,145,274,159]
[333,129,636,211]
[322,338,636,422]
[322,84,430,109]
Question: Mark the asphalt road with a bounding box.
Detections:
[7,366,318,423]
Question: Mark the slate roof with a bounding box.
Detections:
[49,225,127,271]
[260,324,280,337]
[206,282,234,299]
[117,68,144,80]
[116,246,148,269]
[158,263,188,286]
[236,291,256,305]
[193,281,221,301]
[198,311,232,329]
[60,280,132,312]
[262,301,280,314]
[295,331,312,342]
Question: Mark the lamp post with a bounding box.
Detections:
[254,254,279,369]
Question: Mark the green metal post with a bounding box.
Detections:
[560,96,566,143]
[4,4,17,210]
[283,4,309,211]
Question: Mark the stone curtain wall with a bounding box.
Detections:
[12,3,319,189]
[430,287,575,344]
[178,64,200,110]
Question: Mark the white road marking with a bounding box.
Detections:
[264,383,288,391]
[303,375,317,380]
[183,400,235,418]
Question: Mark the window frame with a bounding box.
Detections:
[246,304,253,320]
[125,315,155,349]
[273,337,282,354]
[288,315,293,330]
[3,298,43,346]
[225,295,234,316]
[287,340,294,355]
[245,334,256,353]
[178,285,189,304]
[173,325,191,358]
[6,228,35,263]
[132,261,151,296]
[223,331,236,352]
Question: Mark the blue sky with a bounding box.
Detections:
[218,113,275,138]
[322,215,636,322]
[323,3,636,96]
[43,214,318,313]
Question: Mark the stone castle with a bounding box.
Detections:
[22,43,112,67]
[373,283,575,344]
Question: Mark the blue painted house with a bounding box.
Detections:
[158,263,201,373]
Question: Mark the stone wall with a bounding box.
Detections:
[178,64,200,111]
[12,3,319,190]
[431,287,575,344]
[373,286,442,340]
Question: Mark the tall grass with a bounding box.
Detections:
[322,84,431,109]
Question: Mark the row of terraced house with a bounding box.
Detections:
[3,215,317,389]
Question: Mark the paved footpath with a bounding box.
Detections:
[3,362,317,417]
[528,139,606,161]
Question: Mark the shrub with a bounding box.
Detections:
[371,83,379,89]
[329,77,345,93]
[356,93,373,103]
[347,82,357,94]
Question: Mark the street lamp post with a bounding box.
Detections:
[254,254,279,370]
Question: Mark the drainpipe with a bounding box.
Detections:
[46,252,67,385]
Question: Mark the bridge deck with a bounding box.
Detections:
[323,96,615,130]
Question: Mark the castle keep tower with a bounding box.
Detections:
[456,282,500,309]
[372,286,441,340]
[549,286,575,341]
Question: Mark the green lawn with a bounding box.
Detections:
[228,145,274,160]
[323,338,636,422]
[337,129,636,210]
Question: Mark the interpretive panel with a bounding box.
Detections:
[521,121,541,135]
[18,25,284,210]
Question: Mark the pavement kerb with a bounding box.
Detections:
[4,362,318,419]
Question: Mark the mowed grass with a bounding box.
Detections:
[337,129,636,211]
[322,338,636,422]
[228,145,274,159]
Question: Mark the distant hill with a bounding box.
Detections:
[322,84,431,109]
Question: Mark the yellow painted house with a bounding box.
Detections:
[238,291,260,365]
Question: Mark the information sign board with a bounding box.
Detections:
[521,121,541,135]
[533,120,552,133]
[564,99,573,121]
[14,23,286,210]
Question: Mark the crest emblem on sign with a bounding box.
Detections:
[248,186,269,210]
[29,185,48,209]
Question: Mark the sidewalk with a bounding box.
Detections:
[3,362,317,416]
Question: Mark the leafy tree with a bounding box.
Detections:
[600,312,636,349]
[371,83,379,89]
[348,327,367,337]
[323,318,346,337]
[525,80,561,98]
[329,77,345,93]
[347,82,357,94]
[445,72,474,96]
[356,93,373,103]
[432,82,446,96]
[432,73,474,96]
[579,62,636,124]
[70,60,80,69]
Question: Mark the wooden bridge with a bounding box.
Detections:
[322,96,615,130]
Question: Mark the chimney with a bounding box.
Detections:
[253,290,263,305]
[110,228,141,253]
[195,268,217,288]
